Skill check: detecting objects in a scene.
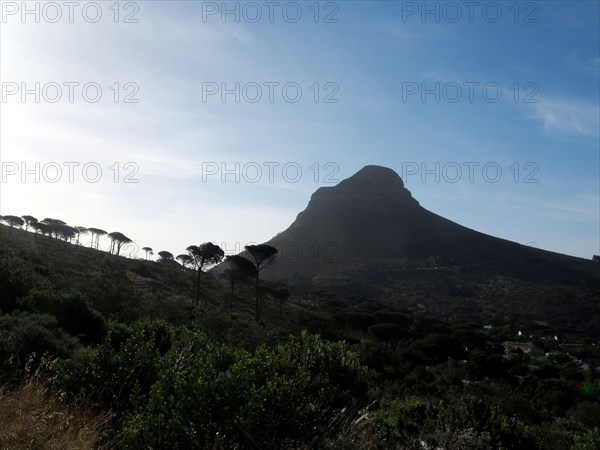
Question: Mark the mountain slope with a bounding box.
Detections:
[262,165,584,285]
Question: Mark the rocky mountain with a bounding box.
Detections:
[263,166,564,279]
[243,165,600,316]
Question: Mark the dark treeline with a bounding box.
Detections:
[0,214,279,321]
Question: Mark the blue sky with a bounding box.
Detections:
[1,1,598,259]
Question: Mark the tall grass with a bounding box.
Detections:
[0,378,114,450]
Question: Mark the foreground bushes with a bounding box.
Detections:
[23,289,107,344]
[6,314,599,450]
[0,252,35,312]
[53,321,371,449]
[52,320,170,412]
[122,330,370,449]
[0,312,79,364]
[0,289,107,368]
[368,396,600,450]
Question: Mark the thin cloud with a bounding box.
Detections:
[528,97,600,137]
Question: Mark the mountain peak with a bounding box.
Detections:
[346,165,405,188]
[258,163,587,298]
[307,165,416,209]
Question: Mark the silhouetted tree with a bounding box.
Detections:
[176,254,193,269]
[56,224,76,242]
[74,226,88,245]
[245,244,278,321]
[143,247,153,261]
[21,215,38,231]
[593,255,600,262]
[87,228,107,250]
[40,218,69,239]
[31,222,50,236]
[158,251,174,262]
[1,215,24,229]
[108,232,132,256]
[186,243,225,307]
[41,218,65,225]
[223,255,256,310]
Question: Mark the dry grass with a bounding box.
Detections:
[0,379,114,450]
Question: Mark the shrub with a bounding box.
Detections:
[426,396,537,450]
[572,427,600,450]
[0,312,79,365]
[23,289,107,344]
[370,397,433,446]
[0,253,34,312]
[52,320,173,413]
[370,395,538,450]
[369,323,408,344]
[121,330,371,449]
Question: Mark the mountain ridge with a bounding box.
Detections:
[256,165,592,294]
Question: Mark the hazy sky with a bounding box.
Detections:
[1,1,598,259]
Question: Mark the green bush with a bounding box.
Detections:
[335,310,373,330]
[120,330,371,449]
[23,289,107,344]
[120,328,235,449]
[370,397,433,446]
[105,320,132,350]
[52,320,173,412]
[572,427,600,450]
[371,310,410,327]
[0,312,79,364]
[0,253,34,312]
[369,323,409,344]
[229,331,371,446]
[370,395,538,450]
[409,333,463,362]
[426,396,537,450]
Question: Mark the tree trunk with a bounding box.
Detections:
[191,271,197,305]
[255,272,260,321]
[195,268,202,306]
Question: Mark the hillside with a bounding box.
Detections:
[1,212,600,449]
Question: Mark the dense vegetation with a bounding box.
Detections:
[1,222,599,449]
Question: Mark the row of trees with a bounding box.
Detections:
[0,214,133,256]
[0,214,279,320]
[152,243,279,320]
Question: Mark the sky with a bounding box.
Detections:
[1,0,598,259]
